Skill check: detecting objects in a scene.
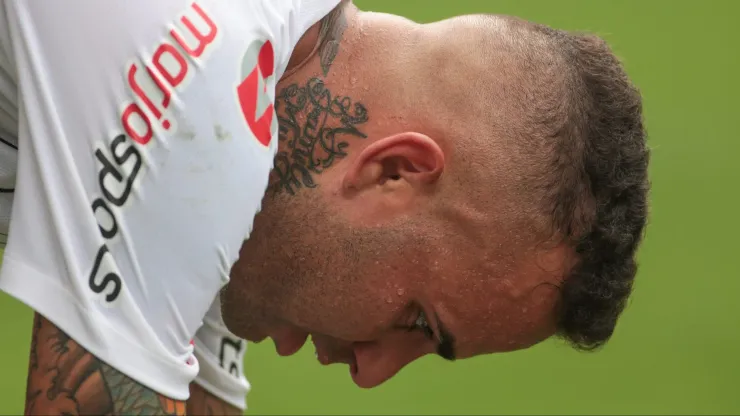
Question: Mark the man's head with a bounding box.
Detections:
[221,3,649,388]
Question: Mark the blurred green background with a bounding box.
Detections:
[1,0,739,414]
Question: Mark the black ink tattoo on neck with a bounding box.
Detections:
[318,2,348,76]
[269,77,368,196]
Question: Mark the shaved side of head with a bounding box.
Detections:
[410,14,649,349]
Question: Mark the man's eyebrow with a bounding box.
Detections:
[434,312,457,361]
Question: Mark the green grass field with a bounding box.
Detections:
[1,0,739,414]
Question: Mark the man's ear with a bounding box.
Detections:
[341,132,445,194]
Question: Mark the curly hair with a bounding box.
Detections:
[533,27,650,350]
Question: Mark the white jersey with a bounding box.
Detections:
[0,0,339,408]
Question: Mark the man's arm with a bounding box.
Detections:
[25,313,186,416]
[186,383,241,416]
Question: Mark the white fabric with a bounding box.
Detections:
[0,0,339,406]
[193,295,251,410]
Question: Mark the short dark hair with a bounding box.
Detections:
[535,27,650,350]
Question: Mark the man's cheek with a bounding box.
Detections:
[337,302,406,342]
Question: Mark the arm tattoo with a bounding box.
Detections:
[25,313,186,416]
[269,78,369,196]
[318,2,348,76]
[186,383,241,416]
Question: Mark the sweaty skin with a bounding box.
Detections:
[221,1,647,389]
[222,5,568,388]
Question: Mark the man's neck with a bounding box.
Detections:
[281,1,352,81]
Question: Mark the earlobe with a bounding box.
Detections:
[342,132,445,194]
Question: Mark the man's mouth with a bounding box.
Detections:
[270,331,361,381]
[311,335,359,377]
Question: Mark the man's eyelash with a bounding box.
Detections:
[411,311,435,339]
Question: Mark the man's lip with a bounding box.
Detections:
[319,353,359,379]
[311,338,376,388]
[312,336,358,371]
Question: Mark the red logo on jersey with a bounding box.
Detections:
[121,2,219,146]
[237,40,277,147]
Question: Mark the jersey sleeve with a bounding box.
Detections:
[192,296,250,410]
[0,0,282,401]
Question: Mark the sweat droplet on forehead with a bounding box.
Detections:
[396,288,405,296]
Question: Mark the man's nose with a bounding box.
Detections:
[351,331,431,388]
